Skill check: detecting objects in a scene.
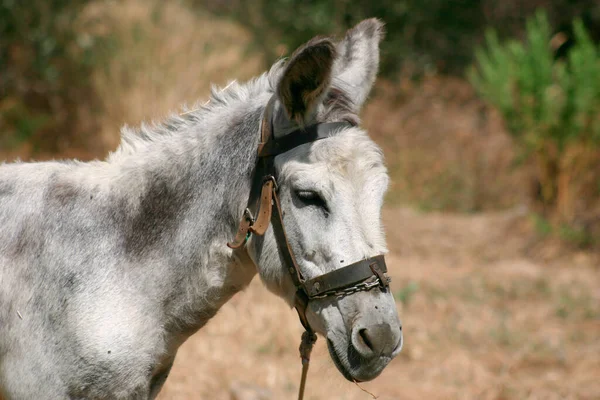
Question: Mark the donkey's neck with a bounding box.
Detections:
[108,91,271,340]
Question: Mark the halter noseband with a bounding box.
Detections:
[227,97,391,399]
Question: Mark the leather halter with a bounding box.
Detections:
[227,96,391,335]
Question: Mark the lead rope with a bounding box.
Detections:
[298,330,317,400]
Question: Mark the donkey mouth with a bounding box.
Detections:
[326,337,388,382]
[327,337,357,382]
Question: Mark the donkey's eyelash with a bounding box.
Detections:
[294,190,329,212]
[296,190,319,200]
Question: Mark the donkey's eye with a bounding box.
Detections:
[294,190,328,211]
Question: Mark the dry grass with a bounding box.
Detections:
[363,76,529,213]
[83,0,263,153]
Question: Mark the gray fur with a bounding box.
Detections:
[0,18,400,399]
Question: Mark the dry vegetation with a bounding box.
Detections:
[364,76,528,213]
[2,1,599,399]
[84,0,262,152]
[0,0,262,161]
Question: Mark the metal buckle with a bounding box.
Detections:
[263,175,278,191]
[370,262,391,291]
[243,208,254,224]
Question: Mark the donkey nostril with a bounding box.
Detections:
[358,328,374,351]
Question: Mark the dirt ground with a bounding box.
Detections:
[157,207,600,400]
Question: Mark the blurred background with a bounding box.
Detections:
[1,1,599,399]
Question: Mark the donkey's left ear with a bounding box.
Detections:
[334,18,385,111]
[277,37,336,126]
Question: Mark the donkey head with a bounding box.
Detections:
[248,19,402,382]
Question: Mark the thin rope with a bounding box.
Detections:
[353,380,378,399]
[297,330,317,400]
[297,359,310,400]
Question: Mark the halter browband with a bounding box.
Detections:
[227,97,391,335]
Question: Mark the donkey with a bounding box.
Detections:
[0,19,402,399]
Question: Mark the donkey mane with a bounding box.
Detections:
[110,58,358,161]
[109,61,283,160]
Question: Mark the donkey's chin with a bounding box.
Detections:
[326,337,389,382]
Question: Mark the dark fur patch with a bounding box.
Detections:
[322,87,360,125]
[0,180,15,197]
[149,361,174,398]
[123,174,192,256]
[11,216,43,258]
[45,177,80,209]
[60,272,79,294]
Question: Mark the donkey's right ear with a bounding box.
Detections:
[333,19,384,111]
[277,37,336,126]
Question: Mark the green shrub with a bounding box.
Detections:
[469,11,600,150]
[0,0,115,154]
[468,10,600,242]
